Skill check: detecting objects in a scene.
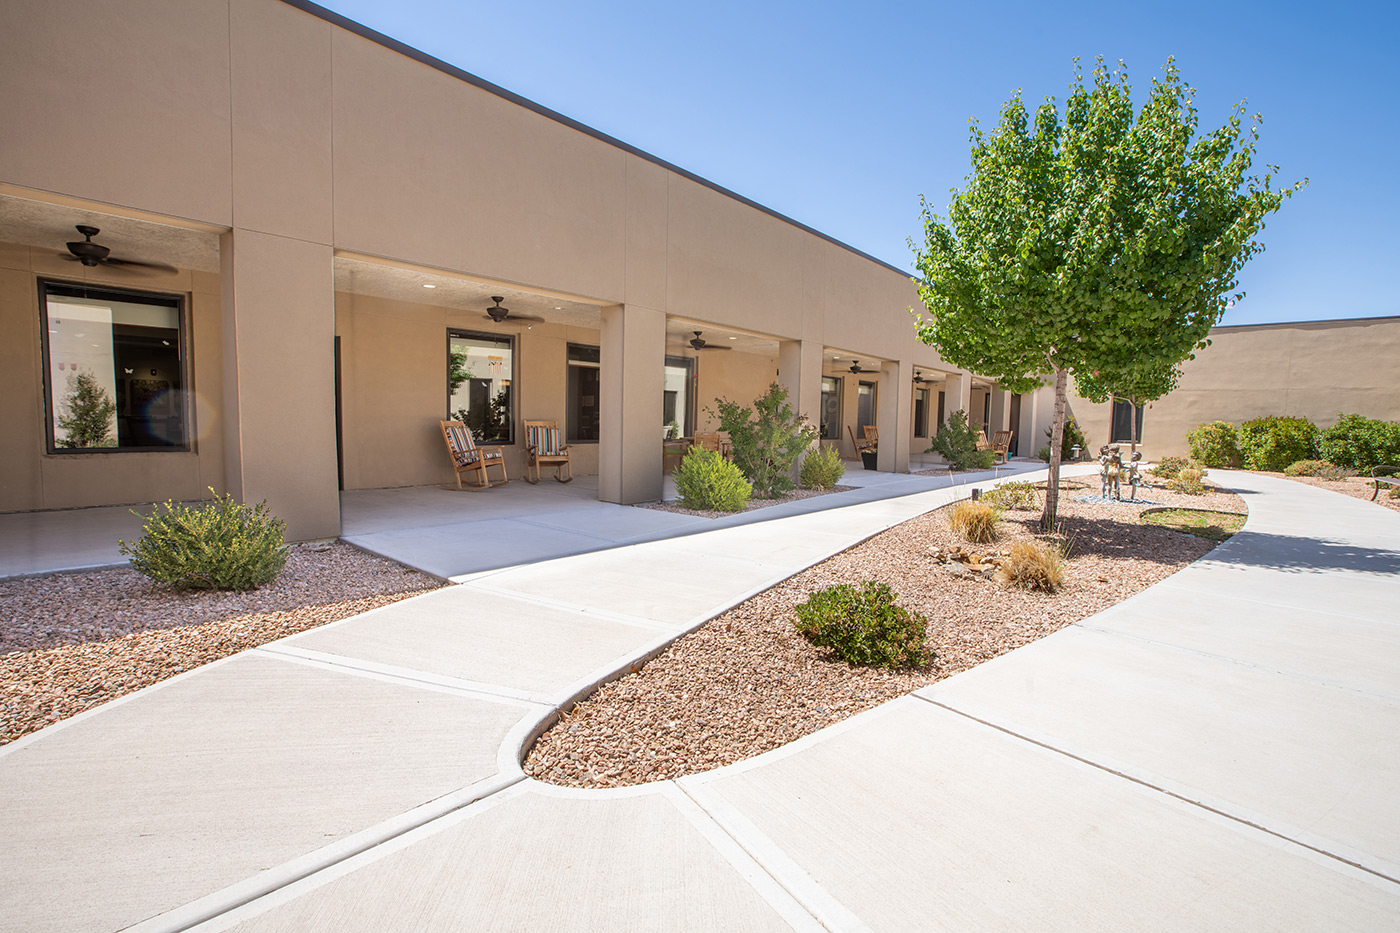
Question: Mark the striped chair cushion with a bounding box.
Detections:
[445,423,501,467]
[528,425,565,457]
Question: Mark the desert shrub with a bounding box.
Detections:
[711,383,819,498]
[1284,459,1353,480]
[1150,456,1191,479]
[1237,416,1319,472]
[119,490,288,590]
[927,409,996,470]
[949,499,1001,543]
[981,480,1038,511]
[1036,445,1051,462]
[999,539,1065,592]
[800,444,846,490]
[1318,413,1400,472]
[673,447,752,511]
[1186,421,1241,468]
[1168,464,1207,495]
[1045,418,1088,457]
[793,581,930,669]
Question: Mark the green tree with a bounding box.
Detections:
[57,370,116,448]
[1074,361,1181,457]
[448,351,472,394]
[710,382,819,498]
[912,58,1302,529]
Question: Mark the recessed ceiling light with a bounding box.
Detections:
[422,283,436,288]
[728,336,737,340]
[555,306,562,310]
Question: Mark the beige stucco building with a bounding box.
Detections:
[1069,316,1400,460]
[1,0,1055,540]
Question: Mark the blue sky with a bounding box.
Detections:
[318,0,1397,327]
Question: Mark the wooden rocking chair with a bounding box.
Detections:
[990,429,1013,464]
[439,420,509,490]
[848,425,876,458]
[524,420,572,484]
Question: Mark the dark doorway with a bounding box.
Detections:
[334,336,344,490]
[1008,393,1022,456]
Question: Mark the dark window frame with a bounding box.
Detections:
[1110,398,1146,444]
[663,355,696,437]
[37,278,191,455]
[446,328,517,446]
[566,342,601,444]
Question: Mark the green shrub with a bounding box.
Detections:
[793,581,930,669]
[981,480,1038,511]
[673,447,752,511]
[1036,445,1051,462]
[1150,456,1191,479]
[1284,459,1353,481]
[1167,465,1207,495]
[1045,418,1087,457]
[119,489,288,590]
[949,499,1001,543]
[1318,413,1400,472]
[800,444,846,490]
[711,383,819,498]
[1237,416,1319,472]
[927,409,996,470]
[1186,421,1241,467]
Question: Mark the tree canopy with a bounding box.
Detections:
[912,58,1303,528]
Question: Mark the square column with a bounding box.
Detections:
[877,359,912,472]
[989,386,1011,433]
[943,371,973,426]
[778,338,823,476]
[599,304,664,504]
[219,229,340,540]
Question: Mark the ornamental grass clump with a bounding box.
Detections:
[673,446,752,512]
[793,581,930,669]
[119,489,288,590]
[949,499,1001,543]
[800,444,846,490]
[999,539,1066,592]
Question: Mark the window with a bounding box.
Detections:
[857,381,876,432]
[567,343,600,442]
[913,388,929,438]
[1110,398,1145,444]
[448,330,514,444]
[40,280,187,452]
[820,376,842,440]
[937,390,946,428]
[663,356,695,437]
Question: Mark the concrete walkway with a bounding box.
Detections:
[2,470,1398,930]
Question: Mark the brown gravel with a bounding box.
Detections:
[1259,471,1400,512]
[636,485,855,519]
[525,479,1246,789]
[0,542,440,745]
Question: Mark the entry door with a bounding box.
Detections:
[857,381,876,433]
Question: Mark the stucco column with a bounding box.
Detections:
[877,359,912,472]
[599,304,664,504]
[1019,387,1043,459]
[943,371,973,425]
[989,386,1011,433]
[778,338,823,476]
[219,229,339,541]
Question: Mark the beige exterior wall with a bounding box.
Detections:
[2,0,1025,536]
[1070,317,1400,459]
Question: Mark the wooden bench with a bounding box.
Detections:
[1371,465,1400,501]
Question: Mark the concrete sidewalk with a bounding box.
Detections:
[2,469,1398,930]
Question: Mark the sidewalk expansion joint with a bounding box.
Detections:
[914,694,1400,888]
[455,583,682,632]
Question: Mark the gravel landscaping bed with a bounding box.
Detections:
[1260,471,1400,512]
[636,485,855,519]
[1,542,440,745]
[525,479,1245,789]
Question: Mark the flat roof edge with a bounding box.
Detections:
[1212,313,1400,332]
[280,0,913,280]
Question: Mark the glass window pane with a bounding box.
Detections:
[663,356,694,436]
[820,376,841,440]
[914,388,928,437]
[43,283,185,451]
[448,330,514,444]
[857,381,876,431]
[567,343,600,442]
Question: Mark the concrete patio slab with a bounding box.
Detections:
[516,502,707,541]
[281,586,667,699]
[0,503,149,577]
[345,517,623,578]
[218,785,803,933]
[915,625,1400,875]
[685,698,1400,931]
[0,652,530,933]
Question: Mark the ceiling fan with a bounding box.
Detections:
[913,371,931,384]
[688,331,731,351]
[61,225,177,274]
[482,296,543,325]
[849,360,871,374]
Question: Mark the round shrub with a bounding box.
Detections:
[949,500,1001,543]
[800,444,846,490]
[1150,456,1191,479]
[981,480,1038,511]
[793,581,930,669]
[1186,421,1241,468]
[1284,459,1352,481]
[1237,416,1319,472]
[119,489,288,590]
[673,446,752,512]
[1318,413,1400,472]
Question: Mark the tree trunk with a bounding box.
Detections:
[1129,396,1139,458]
[1041,364,1068,533]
